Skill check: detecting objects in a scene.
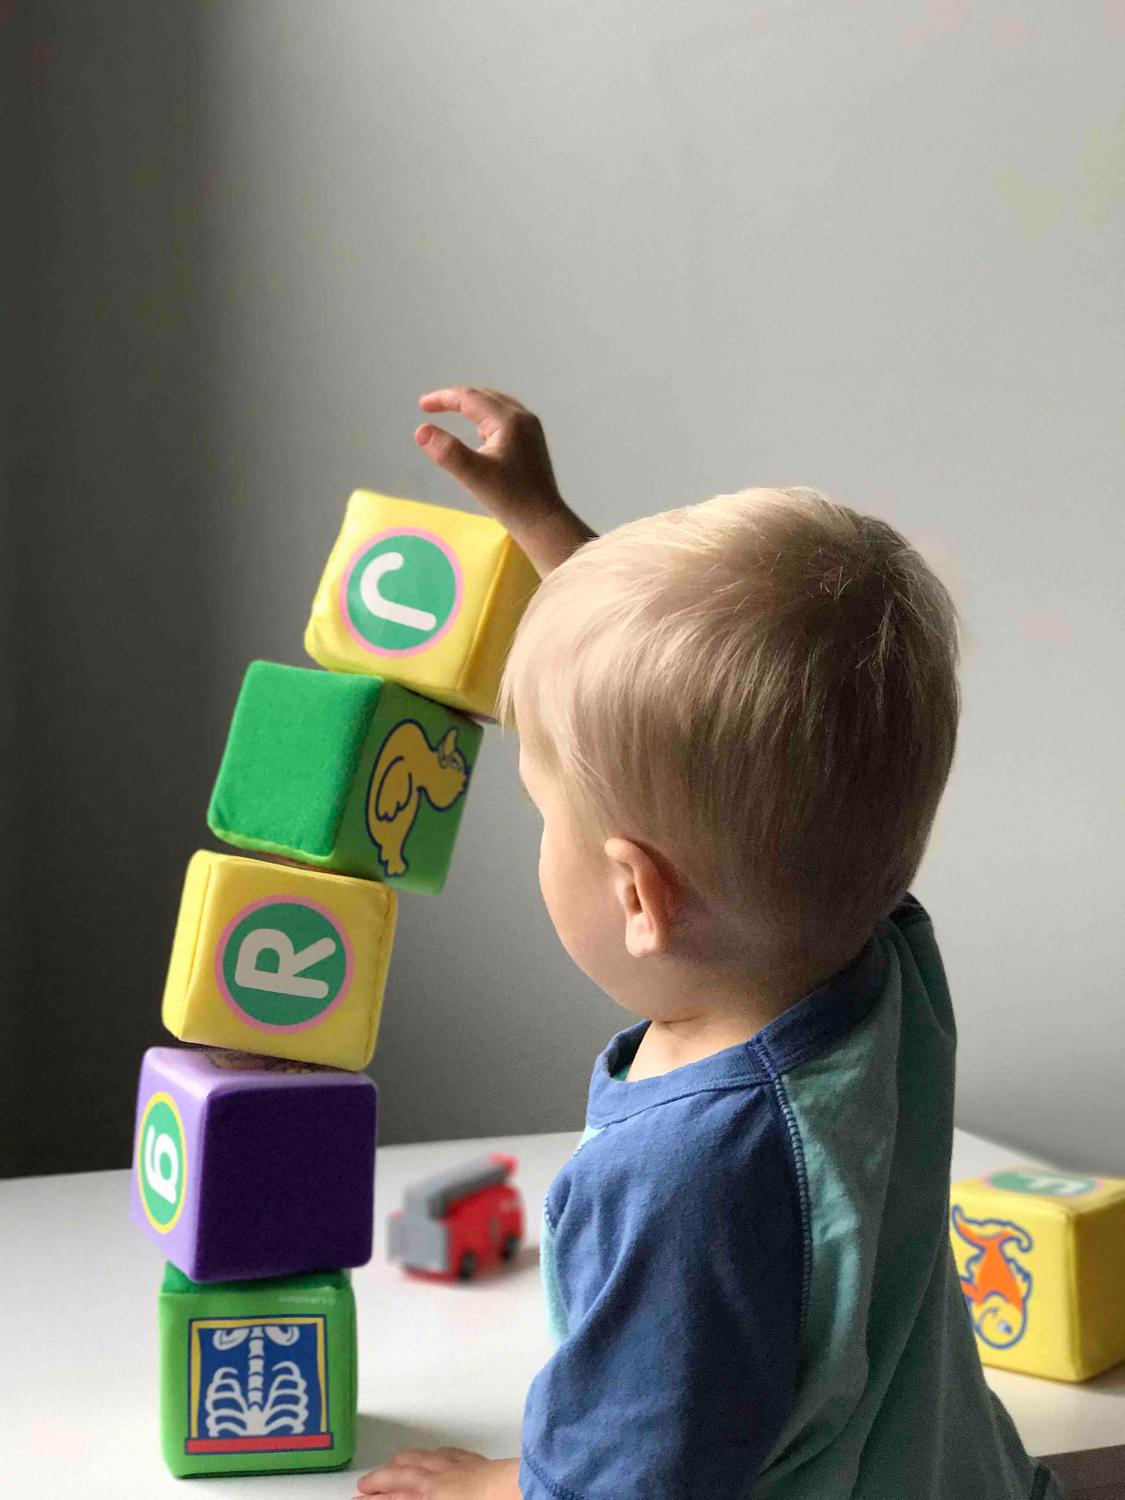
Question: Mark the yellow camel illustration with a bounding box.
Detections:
[365,721,469,877]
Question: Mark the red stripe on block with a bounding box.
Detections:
[186,1433,333,1453]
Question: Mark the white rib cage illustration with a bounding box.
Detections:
[204,1325,310,1438]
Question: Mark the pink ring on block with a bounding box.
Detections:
[338,527,465,658]
[214,895,354,1033]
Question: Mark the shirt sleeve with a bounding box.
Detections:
[519,1087,804,1500]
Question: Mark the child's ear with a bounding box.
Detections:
[603,836,682,958]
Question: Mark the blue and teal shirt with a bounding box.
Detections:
[519,895,1062,1499]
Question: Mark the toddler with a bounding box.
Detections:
[355,387,1061,1500]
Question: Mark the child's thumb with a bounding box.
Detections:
[415,423,489,491]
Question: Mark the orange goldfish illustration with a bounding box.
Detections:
[951,1203,1034,1349]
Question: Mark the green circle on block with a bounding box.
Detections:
[990,1169,1097,1198]
[140,1095,186,1230]
[345,533,459,652]
[220,901,348,1027]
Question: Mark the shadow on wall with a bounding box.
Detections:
[2,4,224,1176]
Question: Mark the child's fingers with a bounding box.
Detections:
[418,387,505,433]
[415,423,492,487]
[352,1489,423,1500]
[352,1489,425,1500]
[353,1462,429,1494]
[386,1447,457,1470]
[352,1445,487,1496]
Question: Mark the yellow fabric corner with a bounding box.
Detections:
[460,533,540,718]
[304,489,537,716]
[161,850,397,1071]
[161,851,212,1039]
[1074,1190,1125,1378]
[949,1165,1125,1382]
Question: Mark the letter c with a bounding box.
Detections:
[360,551,438,632]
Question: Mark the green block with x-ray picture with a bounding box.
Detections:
[159,1263,356,1477]
[207,661,483,894]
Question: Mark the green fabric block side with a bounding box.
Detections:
[203,831,337,868]
[159,1264,356,1477]
[332,680,484,892]
[207,661,383,861]
[160,1263,353,1296]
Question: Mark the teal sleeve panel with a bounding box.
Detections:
[538,1200,569,1349]
[748,896,1057,1500]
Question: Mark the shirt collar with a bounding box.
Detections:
[586,924,889,1127]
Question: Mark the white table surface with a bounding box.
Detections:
[1,1128,1121,1497]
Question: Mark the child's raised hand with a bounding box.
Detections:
[352,1446,521,1500]
[416,387,559,530]
[416,386,594,575]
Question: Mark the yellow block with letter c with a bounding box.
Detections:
[304,489,538,718]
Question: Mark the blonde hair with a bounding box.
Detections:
[498,488,961,964]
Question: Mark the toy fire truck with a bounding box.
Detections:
[387,1153,523,1281]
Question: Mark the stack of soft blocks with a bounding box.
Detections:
[130,490,538,1478]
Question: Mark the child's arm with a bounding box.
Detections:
[415,386,596,576]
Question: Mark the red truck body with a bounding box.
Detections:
[388,1153,524,1281]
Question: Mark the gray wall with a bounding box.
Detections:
[4,0,1122,1176]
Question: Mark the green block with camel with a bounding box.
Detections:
[207,660,483,894]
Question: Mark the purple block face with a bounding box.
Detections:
[130,1046,377,1282]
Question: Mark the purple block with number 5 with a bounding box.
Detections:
[130,1045,377,1282]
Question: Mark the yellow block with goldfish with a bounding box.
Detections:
[949,1164,1125,1381]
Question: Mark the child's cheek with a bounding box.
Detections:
[537,827,561,923]
[538,827,581,955]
